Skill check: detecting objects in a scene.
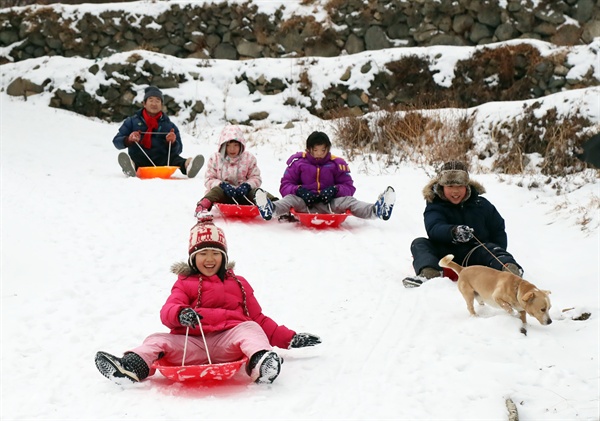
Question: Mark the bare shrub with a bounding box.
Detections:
[297,68,313,96]
[454,44,543,106]
[330,113,374,161]
[332,109,474,167]
[279,15,321,36]
[324,0,350,15]
[491,102,594,176]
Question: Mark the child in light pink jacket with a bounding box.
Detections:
[95,217,321,384]
[195,125,277,216]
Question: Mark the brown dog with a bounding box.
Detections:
[439,254,552,326]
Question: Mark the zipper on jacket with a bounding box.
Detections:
[316,167,321,192]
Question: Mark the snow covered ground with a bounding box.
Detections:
[1,5,599,417]
[2,92,598,420]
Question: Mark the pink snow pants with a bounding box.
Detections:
[128,321,272,377]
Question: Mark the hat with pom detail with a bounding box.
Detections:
[188,216,228,276]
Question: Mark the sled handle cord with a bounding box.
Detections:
[182,326,190,366]
[473,234,508,270]
[134,142,157,167]
[242,194,253,205]
[138,131,173,135]
[167,141,171,167]
[180,314,212,366]
[197,313,212,364]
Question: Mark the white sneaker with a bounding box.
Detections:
[117,152,136,177]
[186,155,205,178]
[255,188,274,221]
[374,186,395,220]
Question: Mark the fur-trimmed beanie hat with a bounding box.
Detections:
[422,160,485,203]
[188,216,228,276]
[143,86,164,102]
[437,160,469,186]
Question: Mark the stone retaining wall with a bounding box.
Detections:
[2,0,599,63]
[2,0,599,123]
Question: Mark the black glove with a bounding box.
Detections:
[452,225,474,243]
[178,308,202,328]
[234,183,251,198]
[219,182,236,198]
[289,333,321,349]
[319,185,338,204]
[296,187,318,207]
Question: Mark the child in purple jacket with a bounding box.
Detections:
[255,131,395,221]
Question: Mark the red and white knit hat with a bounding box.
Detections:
[188,217,228,269]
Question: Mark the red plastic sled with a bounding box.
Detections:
[152,357,248,382]
[215,203,259,218]
[291,209,351,229]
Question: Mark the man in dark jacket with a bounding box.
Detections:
[403,161,522,288]
[112,86,204,178]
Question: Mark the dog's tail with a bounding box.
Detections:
[438,254,463,275]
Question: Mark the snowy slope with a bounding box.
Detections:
[1,92,598,420]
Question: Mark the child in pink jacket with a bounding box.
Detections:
[95,217,321,384]
[195,125,277,216]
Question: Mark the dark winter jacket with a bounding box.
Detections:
[279,151,356,198]
[422,177,508,256]
[112,109,182,165]
[160,262,295,349]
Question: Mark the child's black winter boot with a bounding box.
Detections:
[246,350,281,384]
[95,351,149,383]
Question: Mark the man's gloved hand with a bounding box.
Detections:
[319,185,338,204]
[296,187,318,207]
[125,131,141,146]
[165,128,176,144]
[179,308,202,328]
[235,183,251,198]
[452,225,474,243]
[289,333,322,349]
[220,182,237,198]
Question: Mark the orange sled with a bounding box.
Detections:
[136,166,179,179]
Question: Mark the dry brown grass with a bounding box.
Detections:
[332,109,474,167]
[454,44,543,106]
[491,102,593,176]
[331,114,373,160]
[332,101,595,179]
[297,69,313,96]
[324,0,346,15]
[279,15,321,36]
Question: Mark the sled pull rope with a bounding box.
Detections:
[181,313,212,366]
[197,313,212,365]
[472,233,509,270]
[231,195,254,206]
[134,142,157,167]
[167,141,171,167]
[138,131,173,135]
